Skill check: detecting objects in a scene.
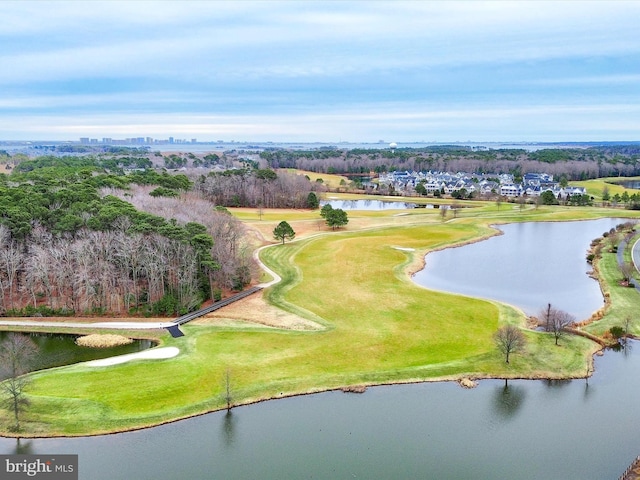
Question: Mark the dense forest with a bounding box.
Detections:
[194,168,324,208]
[259,145,640,180]
[0,154,264,317]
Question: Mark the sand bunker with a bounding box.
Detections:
[86,347,179,367]
[392,246,415,252]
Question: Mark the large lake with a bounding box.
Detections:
[2,218,639,480]
[413,218,624,320]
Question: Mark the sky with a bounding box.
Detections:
[1,0,640,143]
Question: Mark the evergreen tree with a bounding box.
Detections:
[306,192,319,209]
[273,221,295,244]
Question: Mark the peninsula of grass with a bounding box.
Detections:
[2,202,639,437]
[584,246,640,337]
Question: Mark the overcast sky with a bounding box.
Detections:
[2,1,639,142]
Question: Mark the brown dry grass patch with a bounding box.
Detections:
[76,334,134,348]
[192,292,323,330]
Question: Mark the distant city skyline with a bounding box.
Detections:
[1,1,639,142]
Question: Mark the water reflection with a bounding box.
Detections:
[544,379,572,389]
[492,383,526,420]
[11,438,33,455]
[0,332,152,373]
[321,200,417,210]
[221,410,237,448]
[583,381,593,402]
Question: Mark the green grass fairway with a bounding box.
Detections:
[584,249,640,337]
[571,177,640,200]
[3,201,640,436]
[280,168,350,188]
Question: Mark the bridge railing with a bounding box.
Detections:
[173,286,262,326]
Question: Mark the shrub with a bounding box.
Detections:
[149,186,179,198]
[212,288,222,302]
[609,326,625,338]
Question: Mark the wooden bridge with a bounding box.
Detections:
[166,286,263,337]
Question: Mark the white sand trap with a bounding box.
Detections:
[86,347,179,367]
[392,246,415,252]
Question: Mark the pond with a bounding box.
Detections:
[619,180,640,190]
[412,218,624,320]
[0,332,152,376]
[321,199,418,210]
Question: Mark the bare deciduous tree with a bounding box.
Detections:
[551,310,575,345]
[539,303,575,346]
[0,333,39,431]
[620,261,635,285]
[224,367,233,411]
[606,231,620,253]
[0,226,23,310]
[494,325,527,363]
[540,303,554,332]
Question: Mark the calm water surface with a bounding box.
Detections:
[0,332,152,375]
[321,199,418,210]
[413,218,624,320]
[620,180,640,190]
[2,343,640,480]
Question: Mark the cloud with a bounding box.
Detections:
[1,101,638,142]
[526,74,640,87]
[1,1,639,141]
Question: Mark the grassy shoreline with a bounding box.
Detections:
[1,201,639,437]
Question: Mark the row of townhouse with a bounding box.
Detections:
[379,170,587,199]
[379,170,511,193]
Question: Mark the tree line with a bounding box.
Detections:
[194,168,323,208]
[259,146,640,180]
[0,156,254,317]
[0,224,207,316]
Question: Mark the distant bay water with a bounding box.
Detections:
[1,141,625,155]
